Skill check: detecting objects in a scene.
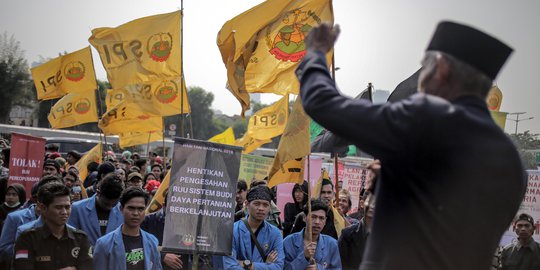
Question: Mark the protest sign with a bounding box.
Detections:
[163,138,242,255]
[8,133,46,199]
[500,170,540,246]
[340,163,369,214]
[238,154,273,187]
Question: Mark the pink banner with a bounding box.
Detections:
[276,156,322,220]
[341,164,369,214]
[8,133,46,199]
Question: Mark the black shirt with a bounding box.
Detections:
[123,233,145,270]
[13,224,93,270]
[500,239,540,270]
[95,202,111,236]
[339,218,369,270]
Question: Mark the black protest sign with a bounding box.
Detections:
[163,138,241,255]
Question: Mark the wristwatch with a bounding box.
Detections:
[243,260,252,270]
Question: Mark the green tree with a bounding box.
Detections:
[510,131,540,149]
[167,86,217,140]
[0,33,34,123]
[509,131,540,169]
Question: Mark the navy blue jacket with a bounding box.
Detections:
[283,229,341,269]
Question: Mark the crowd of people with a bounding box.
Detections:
[0,18,537,270]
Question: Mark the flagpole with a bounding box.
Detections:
[179,0,185,138]
[162,118,166,165]
[331,53,340,195]
[306,154,313,246]
[146,132,152,159]
[89,47,108,156]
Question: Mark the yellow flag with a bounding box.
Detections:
[209,127,236,145]
[486,85,503,111]
[247,95,288,140]
[31,47,97,100]
[89,11,181,89]
[490,111,508,130]
[235,133,272,154]
[217,0,333,115]
[311,169,329,199]
[146,170,170,213]
[99,106,163,135]
[268,97,310,187]
[106,77,190,116]
[267,157,305,188]
[119,131,163,148]
[331,205,345,237]
[310,169,345,237]
[48,91,98,129]
[75,143,102,184]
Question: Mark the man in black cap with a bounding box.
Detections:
[500,213,540,269]
[296,21,526,270]
[42,159,61,177]
[223,185,285,269]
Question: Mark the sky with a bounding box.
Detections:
[1,0,539,134]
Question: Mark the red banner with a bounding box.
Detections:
[8,133,46,199]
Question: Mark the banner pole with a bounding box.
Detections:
[307,155,312,243]
[334,156,339,194]
[192,254,199,270]
[162,118,166,164]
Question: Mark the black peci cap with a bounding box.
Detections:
[426,21,513,80]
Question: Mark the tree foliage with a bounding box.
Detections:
[509,131,540,150]
[509,131,540,169]
[0,32,34,123]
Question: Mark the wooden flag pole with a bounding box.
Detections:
[306,155,313,259]
[146,132,151,158]
[90,49,107,158]
[331,52,340,194]
[179,0,185,138]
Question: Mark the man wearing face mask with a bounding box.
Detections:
[68,173,124,246]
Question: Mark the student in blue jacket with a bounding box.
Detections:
[283,199,341,270]
[93,187,162,270]
[223,185,284,270]
[68,172,124,245]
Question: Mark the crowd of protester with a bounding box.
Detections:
[0,140,534,270]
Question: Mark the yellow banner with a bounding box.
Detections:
[75,143,102,185]
[217,0,333,115]
[48,91,98,129]
[486,85,503,111]
[247,95,288,140]
[119,130,163,148]
[98,106,163,135]
[106,77,190,116]
[89,11,181,89]
[209,127,236,145]
[235,133,272,154]
[31,47,97,100]
[268,97,310,187]
[146,170,170,213]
